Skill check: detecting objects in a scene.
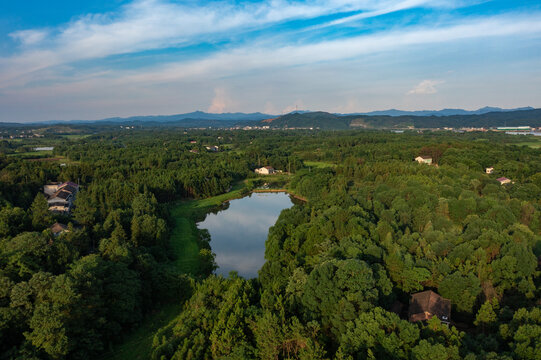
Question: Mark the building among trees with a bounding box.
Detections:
[409,290,451,325]
[415,156,432,165]
[497,177,511,185]
[255,166,276,175]
[50,222,69,236]
[44,181,79,214]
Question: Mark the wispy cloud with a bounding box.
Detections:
[208,87,235,113]
[308,0,456,30]
[9,29,50,46]
[1,0,541,121]
[407,79,444,94]
[100,13,541,87]
[0,0,472,87]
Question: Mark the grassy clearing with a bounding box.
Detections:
[168,213,201,274]
[304,160,336,168]
[7,150,53,157]
[503,135,541,149]
[100,303,182,360]
[172,182,245,218]
[511,140,541,148]
[62,134,91,140]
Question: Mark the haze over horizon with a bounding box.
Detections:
[1,0,541,122]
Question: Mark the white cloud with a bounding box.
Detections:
[9,29,49,46]
[2,11,541,96]
[2,1,541,121]
[309,0,440,30]
[102,13,541,88]
[208,87,234,113]
[407,79,444,95]
[0,0,470,86]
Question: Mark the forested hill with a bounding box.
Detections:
[37,111,275,124]
[263,108,541,129]
[263,111,352,129]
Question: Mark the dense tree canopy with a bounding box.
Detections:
[0,127,539,359]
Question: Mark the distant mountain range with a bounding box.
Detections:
[8,107,539,129]
[262,108,541,129]
[37,111,273,124]
[347,106,535,117]
[29,106,535,125]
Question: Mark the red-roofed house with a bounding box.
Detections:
[497,177,511,185]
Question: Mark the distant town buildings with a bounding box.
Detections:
[44,181,79,214]
[205,145,219,152]
[496,126,531,131]
[415,156,433,165]
[255,166,275,175]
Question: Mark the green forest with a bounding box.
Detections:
[0,128,539,359]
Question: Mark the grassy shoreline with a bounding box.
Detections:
[105,177,300,360]
[168,181,246,274]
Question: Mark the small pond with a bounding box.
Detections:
[197,192,294,278]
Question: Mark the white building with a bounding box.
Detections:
[255,166,275,175]
[485,167,494,174]
[44,182,79,214]
[415,156,432,165]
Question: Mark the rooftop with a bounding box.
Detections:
[409,290,451,323]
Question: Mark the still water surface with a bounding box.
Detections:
[197,192,293,278]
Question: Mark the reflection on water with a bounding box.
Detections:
[198,192,293,278]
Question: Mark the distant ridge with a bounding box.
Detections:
[35,111,276,125]
[263,108,541,129]
[18,106,536,124]
[6,107,539,129]
[345,106,535,117]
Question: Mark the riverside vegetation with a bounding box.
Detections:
[0,129,539,359]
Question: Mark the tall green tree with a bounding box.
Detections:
[30,193,52,230]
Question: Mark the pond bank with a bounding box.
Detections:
[104,184,304,360]
[252,188,307,202]
[198,192,294,277]
[169,186,305,274]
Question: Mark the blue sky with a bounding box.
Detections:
[1,0,541,122]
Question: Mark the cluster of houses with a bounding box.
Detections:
[187,140,220,153]
[43,181,79,214]
[486,167,512,185]
[415,157,512,185]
